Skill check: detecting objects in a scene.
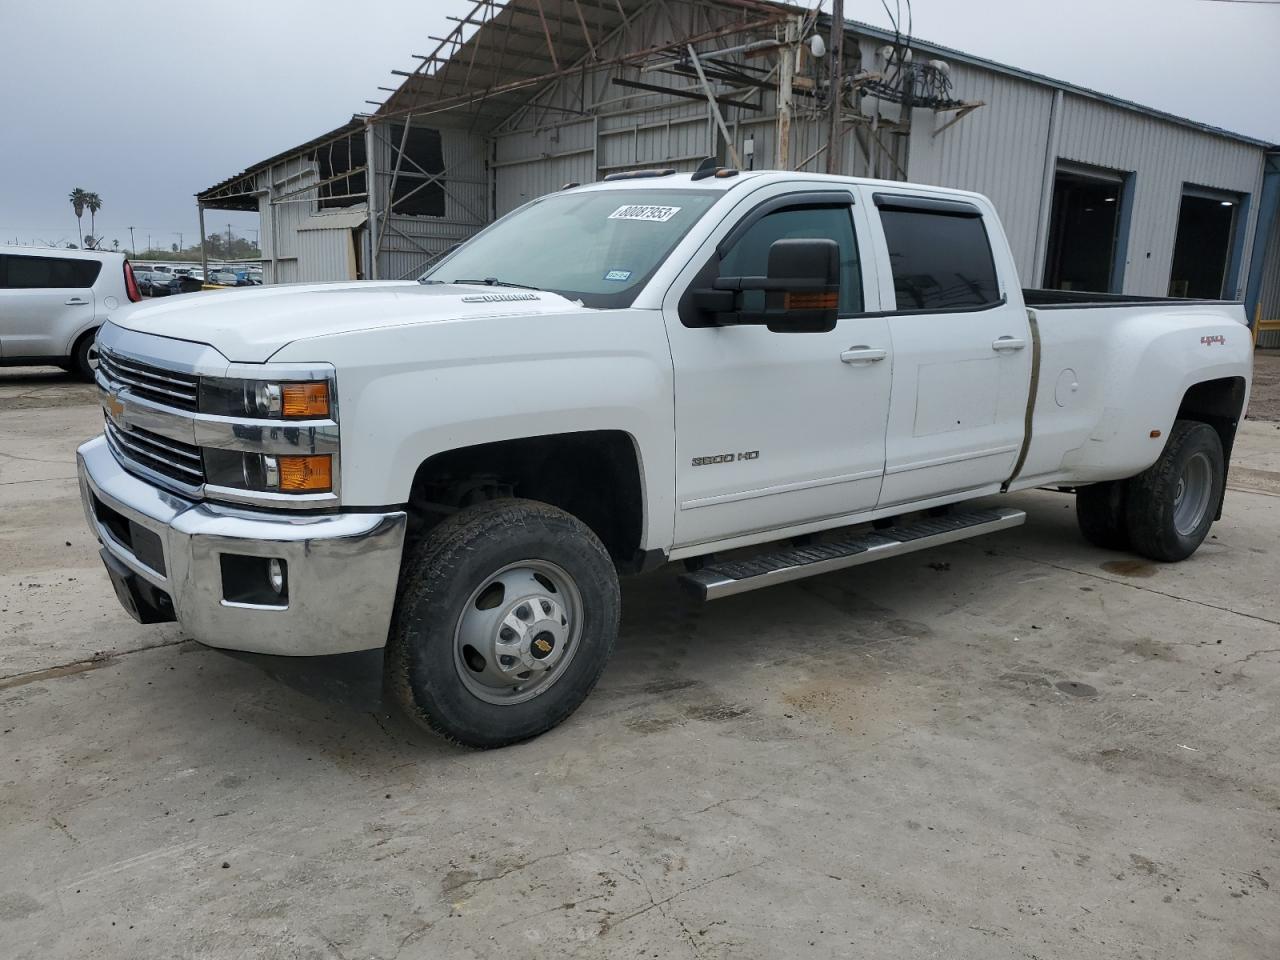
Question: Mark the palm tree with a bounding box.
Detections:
[111,238,119,251]
[84,192,102,247]
[68,188,88,246]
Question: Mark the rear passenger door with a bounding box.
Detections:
[0,254,99,359]
[865,191,1032,508]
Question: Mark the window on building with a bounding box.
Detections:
[0,254,102,289]
[314,134,367,210]
[1042,164,1130,293]
[719,205,863,315]
[387,124,446,218]
[1169,187,1242,299]
[878,206,1000,310]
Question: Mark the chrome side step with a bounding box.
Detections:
[678,507,1026,601]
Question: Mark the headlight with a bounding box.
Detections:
[200,378,331,419]
[204,450,333,494]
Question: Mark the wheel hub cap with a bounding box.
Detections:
[494,594,568,674]
[1172,451,1213,537]
[453,562,582,706]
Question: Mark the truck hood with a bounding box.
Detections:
[107,280,585,363]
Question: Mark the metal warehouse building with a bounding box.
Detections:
[196,0,1280,342]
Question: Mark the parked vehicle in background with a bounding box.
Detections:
[78,168,1253,747]
[0,246,141,378]
[207,270,249,286]
[133,271,156,296]
[148,274,178,297]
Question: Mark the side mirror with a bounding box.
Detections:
[690,238,841,333]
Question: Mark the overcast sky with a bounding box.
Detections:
[1,0,1276,251]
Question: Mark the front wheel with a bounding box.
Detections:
[1125,420,1224,562]
[385,498,620,748]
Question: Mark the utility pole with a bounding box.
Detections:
[174,232,183,253]
[226,224,233,259]
[825,0,845,175]
[776,17,799,170]
[128,226,135,256]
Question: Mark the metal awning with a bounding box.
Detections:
[196,118,367,210]
[296,208,369,231]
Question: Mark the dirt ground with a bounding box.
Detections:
[1,362,1278,960]
[1248,350,1280,421]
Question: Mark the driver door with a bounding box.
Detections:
[661,186,892,550]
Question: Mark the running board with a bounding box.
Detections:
[679,507,1026,601]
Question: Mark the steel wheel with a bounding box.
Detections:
[453,560,584,706]
[1172,451,1213,537]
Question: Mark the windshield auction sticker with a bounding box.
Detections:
[608,204,681,223]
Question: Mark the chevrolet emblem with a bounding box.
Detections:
[105,394,125,421]
[534,638,552,654]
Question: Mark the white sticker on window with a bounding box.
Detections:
[604,269,632,282]
[608,204,681,223]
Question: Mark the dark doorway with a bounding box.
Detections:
[1168,192,1238,299]
[1043,168,1125,292]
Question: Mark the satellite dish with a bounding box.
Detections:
[808,34,826,59]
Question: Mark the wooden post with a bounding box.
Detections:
[776,18,798,169]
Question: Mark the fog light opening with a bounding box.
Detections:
[219,553,289,607]
[268,558,287,596]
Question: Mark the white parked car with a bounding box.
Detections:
[0,247,141,378]
[78,168,1252,747]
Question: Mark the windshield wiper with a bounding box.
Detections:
[452,277,541,291]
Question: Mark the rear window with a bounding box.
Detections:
[0,254,102,289]
[878,208,1000,311]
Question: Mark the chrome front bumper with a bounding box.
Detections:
[78,436,407,656]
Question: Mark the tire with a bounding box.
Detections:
[72,330,99,381]
[385,498,620,748]
[1076,480,1130,551]
[1125,420,1224,563]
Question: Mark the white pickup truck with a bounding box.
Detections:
[78,167,1252,747]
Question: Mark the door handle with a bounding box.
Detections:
[65,297,89,305]
[992,336,1026,352]
[840,346,887,364]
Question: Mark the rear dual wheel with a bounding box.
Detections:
[1076,419,1223,563]
[385,498,620,748]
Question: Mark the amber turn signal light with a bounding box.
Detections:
[784,290,838,310]
[281,382,330,418]
[277,455,332,492]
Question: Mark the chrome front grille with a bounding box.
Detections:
[104,417,204,488]
[98,346,200,411]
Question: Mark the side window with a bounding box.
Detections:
[0,255,101,289]
[719,205,863,315]
[878,208,1000,310]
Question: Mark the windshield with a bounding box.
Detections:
[420,188,720,308]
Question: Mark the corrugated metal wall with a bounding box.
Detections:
[906,79,1266,298]
[259,154,323,286]
[1054,96,1263,298]
[905,64,1055,282]
[370,119,491,280]
[1258,211,1280,347]
[295,226,357,283]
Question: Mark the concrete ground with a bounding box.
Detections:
[2,359,1278,960]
